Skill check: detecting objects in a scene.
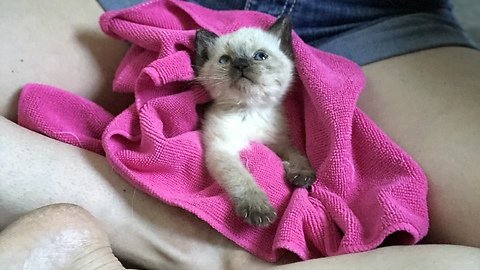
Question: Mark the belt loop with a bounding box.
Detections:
[279,0,289,17]
[279,0,297,17]
[288,0,297,15]
[244,0,252,10]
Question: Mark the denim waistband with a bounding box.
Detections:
[98,0,477,65]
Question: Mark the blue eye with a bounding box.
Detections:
[219,55,230,64]
[254,51,268,61]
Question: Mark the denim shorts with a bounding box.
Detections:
[98,0,476,65]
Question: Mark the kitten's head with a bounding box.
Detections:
[195,16,295,108]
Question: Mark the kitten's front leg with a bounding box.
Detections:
[282,149,316,188]
[204,145,277,226]
[269,138,316,188]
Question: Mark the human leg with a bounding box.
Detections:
[0,0,132,122]
[269,244,480,270]
[273,42,480,261]
[358,46,480,247]
[279,0,480,248]
[3,203,479,270]
[0,116,275,270]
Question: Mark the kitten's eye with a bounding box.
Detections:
[254,51,268,61]
[219,55,231,64]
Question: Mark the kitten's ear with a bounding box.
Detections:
[195,29,219,72]
[267,16,294,60]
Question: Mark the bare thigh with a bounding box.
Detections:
[0,116,275,270]
[0,0,132,121]
[359,47,480,247]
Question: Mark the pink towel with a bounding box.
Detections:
[17,0,429,262]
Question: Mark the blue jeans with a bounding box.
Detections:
[98,0,476,65]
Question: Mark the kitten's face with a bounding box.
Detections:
[195,17,294,107]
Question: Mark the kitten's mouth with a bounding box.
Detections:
[230,72,256,89]
[236,73,254,84]
[241,74,253,82]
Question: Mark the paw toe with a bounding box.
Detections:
[236,199,277,226]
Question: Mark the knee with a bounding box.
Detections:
[0,203,125,270]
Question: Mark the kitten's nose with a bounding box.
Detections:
[233,58,250,72]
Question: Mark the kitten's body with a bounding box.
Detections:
[196,17,316,226]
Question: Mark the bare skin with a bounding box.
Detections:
[1,0,479,269]
[0,0,133,121]
[0,204,129,270]
[359,47,480,248]
[1,204,479,270]
[0,116,276,270]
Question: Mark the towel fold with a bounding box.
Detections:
[17,0,428,262]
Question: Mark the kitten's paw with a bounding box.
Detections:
[235,193,277,227]
[283,161,317,188]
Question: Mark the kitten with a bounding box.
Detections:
[195,16,316,226]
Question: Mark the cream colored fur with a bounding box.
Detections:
[197,19,315,226]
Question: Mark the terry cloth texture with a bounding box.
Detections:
[97,0,477,66]
[18,0,429,262]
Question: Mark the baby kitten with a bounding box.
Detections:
[195,16,316,226]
